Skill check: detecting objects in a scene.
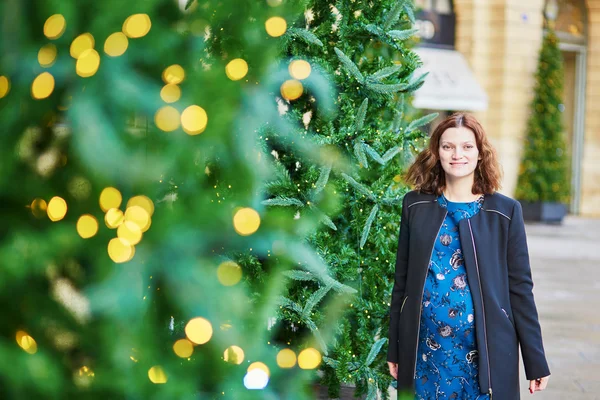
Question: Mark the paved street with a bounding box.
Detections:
[518,216,600,399]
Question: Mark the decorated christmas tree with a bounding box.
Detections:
[0,0,350,398]
[515,27,570,205]
[257,0,436,398]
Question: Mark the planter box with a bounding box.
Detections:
[519,201,567,224]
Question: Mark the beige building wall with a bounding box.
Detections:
[453,0,599,216]
[583,1,600,216]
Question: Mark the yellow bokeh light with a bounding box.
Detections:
[127,195,154,217]
[104,32,129,57]
[31,72,55,100]
[77,214,99,239]
[162,64,185,85]
[298,348,322,369]
[70,33,95,59]
[16,331,38,355]
[117,220,142,245]
[74,365,95,388]
[160,84,181,103]
[280,79,303,101]
[217,261,242,286]
[173,339,194,358]
[105,208,124,229]
[289,60,311,80]
[44,14,66,40]
[248,362,270,377]
[99,187,122,212]
[107,238,135,263]
[185,317,213,345]
[181,105,208,135]
[223,345,245,364]
[233,207,261,236]
[155,106,180,132]
[0,75,10,98]
[148,366,167,384]
[76,49,101,78]
[123,14,152,39]
[47,196,67,222]
[265,17,287,37]
[276,348,297,368]
[225,58,248,81]
[38,44,58,68]
[124,205,150,232]
[30,198,48,218]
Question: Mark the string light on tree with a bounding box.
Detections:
[181,105,208,135]
[162,64,185,84]
[233,207,261,236]
[247,362,270,377]
[99,187,122,212]
[217,261,242,286]
[127,195,155,217]
[225,58,248,81]
[298,348,322,369]
[123,14,152,38]
[265,17,287,37]
[243,368,269,390]
[70,33,95,59]
[74,366,95,388]
[280,79,303,101]
[148,366,167,384]
[107,237,135,263]
[173,339,194,358]
[104,32,129,57]
[30,198,48,218]
[43,14,66,40]
[0,76,9,98]
[155,106,181,132]
[160,84,181,103]
[77,214,99,239]
[117,221,142,245]
[276,348,297,368]
[38,44,57,68]
[185,317,213,344]
[105,208,124,228]
[76,49,101,78]
[223,345,245,364]
[31,72,55,99]
[16,331,38,354]
[124,205,151,232]
[47,196,67,221]
[288,60,311,80]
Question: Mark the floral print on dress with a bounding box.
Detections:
[414,194,489,400]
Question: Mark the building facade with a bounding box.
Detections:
[415,0,599,217]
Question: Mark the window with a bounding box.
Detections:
[545,0,586,39]
[415,0,453,15]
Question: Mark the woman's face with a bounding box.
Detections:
[438,127,480,182]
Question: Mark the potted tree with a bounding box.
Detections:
[515,27,570,224]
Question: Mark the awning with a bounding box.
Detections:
[412,47,488,112]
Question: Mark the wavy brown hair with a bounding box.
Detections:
[405,113,502,195]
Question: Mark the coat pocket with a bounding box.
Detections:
[501,307,515,329]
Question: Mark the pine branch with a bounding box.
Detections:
[383,0,406,31]
[382,146,400,162]
[341,173,376,200]
[302,283,333,318]
[262,196,305,207]
[312,162,332,196]
[365,338,387,367]
[354,98,369,133]
[405,112,438,134]
[391,95,405,132]
[402,72,428,93]
[360,204,379,248]
[286,27,324,47]
[387,28,419,41]
[362,144,385,165]
[368,65,403,82]
[334,48,364,82]
[404,2,416,24]
[323,356,340,369]
[354,141,369,169]
[283,270,317,282]
[278,296,303,314]
[365,82,408,94]
[184,0,195,10]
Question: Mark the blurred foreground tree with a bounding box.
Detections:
[0,0,350,398]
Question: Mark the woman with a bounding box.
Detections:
[386,113,550,399]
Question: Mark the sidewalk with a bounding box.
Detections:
[520,216,600,399]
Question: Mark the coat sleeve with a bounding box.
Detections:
[387,194,410,363]
[507,201,550,379]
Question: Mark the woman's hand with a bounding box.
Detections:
[529,376,549,394]
[387,362,398,380]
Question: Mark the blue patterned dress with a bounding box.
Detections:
[414,194,489,400]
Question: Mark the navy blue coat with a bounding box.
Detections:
[387,190,550,399]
